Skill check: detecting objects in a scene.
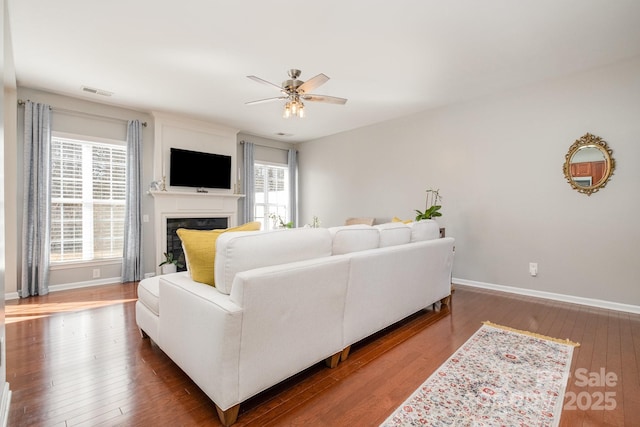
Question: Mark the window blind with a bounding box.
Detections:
[50,136,126,262]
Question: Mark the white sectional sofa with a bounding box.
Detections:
[135,220,454,425]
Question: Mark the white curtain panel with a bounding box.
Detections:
[21,101,52,297]
[288,148,298,227]
[121,120,143,282]
[241,141,255,223]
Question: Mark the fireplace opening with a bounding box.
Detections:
[166,217,228,272]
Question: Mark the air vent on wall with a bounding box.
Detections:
[81,86,113,97]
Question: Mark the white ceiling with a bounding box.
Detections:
[7,0,640,142]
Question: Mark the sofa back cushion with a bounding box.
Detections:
[214,228,332,294]
[408,220,441,242]
[375,222,411,247]
[177,222,262,287]
[328,225,380,255]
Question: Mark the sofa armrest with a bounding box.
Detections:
[158,275,243,411]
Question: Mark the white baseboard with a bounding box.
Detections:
[4,277,122,301]
[4,293,18,301]
[453,277,640,314]
[0,382,11,427]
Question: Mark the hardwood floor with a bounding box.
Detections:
[6,283,640,426]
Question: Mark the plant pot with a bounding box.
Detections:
[161,263,177,275]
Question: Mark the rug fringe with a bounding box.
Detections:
[483,321,580,347]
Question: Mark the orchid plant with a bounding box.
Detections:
[269,213,293,229]
[159,252,184,268]
[415,188,443,221]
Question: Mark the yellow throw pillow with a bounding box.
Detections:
[392,216,413,224]
[176,221,261,287]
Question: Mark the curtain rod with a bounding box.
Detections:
[17,99,147,127]
[240,140,294,151]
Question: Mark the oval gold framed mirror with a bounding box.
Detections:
[563,133,615,196]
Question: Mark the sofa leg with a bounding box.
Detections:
[139,328,149,339]
[215,404,240,426]
[325,351,342,368]
[440,295,452,307]
[340,346,351,362]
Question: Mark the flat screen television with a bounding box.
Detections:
[170,148,231,189]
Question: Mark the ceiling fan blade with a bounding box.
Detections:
[297,73,329,94]
[245,96,287,105]
[302,94,348,105]
[247,75,285,91]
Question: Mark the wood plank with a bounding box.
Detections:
[603,311,624,426]
[622,312,640,424]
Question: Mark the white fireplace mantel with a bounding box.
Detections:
[150,190,244,274]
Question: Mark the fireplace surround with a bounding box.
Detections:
[150,190,243,275]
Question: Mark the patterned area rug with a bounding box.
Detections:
[381,322,579,427]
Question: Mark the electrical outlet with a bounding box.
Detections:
[92,268,101,279]
[529,262,538,277]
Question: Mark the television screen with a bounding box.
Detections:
[170,148,231,189]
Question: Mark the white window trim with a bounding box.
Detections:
[53,131,126,148]
[255,159,288,167]
[49,258,122,271]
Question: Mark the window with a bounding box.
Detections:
[50,135,127,263]
[254,163,290,230]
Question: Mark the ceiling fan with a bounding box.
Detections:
[246,69,347,118]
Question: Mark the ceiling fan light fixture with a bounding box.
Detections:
[283,97,304,119]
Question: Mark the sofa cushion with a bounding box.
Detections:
[214,227,333,295]
[137,275,161,316]
[137,271,190,316]
[375,222,411,247]
[328,225,380,255]
[177,222,261,286]
[408,220,440,242]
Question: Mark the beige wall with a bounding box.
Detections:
[298,57,640,306]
